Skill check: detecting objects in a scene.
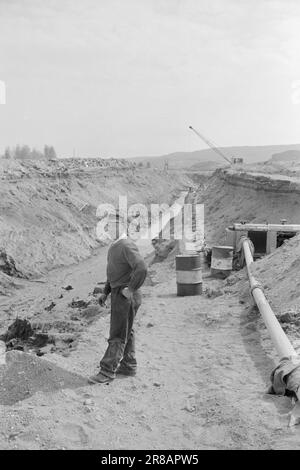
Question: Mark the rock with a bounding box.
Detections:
[45,301,56,312]
[153,382,161,387]
[0,250,21,277]
[32,333,50,348]
[93,286,103,295]
[83,398,94,406]
[7,341,24,351]
[182,404,196,413]
[69,299,90,309]
[54,333,76,343]
[0,318,33,342]
[146,322,154,328]
[70,313,80,321]
[39,344,53,355]
[80,306,100,320]
[205,287,224,298]
[225,275,239,286]
[61,351,70,357]
[63,285,73,291]
[278,310,298,324]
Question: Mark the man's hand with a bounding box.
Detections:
[98,293,107,307]
[121,287,134,301]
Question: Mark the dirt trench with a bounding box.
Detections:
[0,159,189,282]
[1,168,300,449]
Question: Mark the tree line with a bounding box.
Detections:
[1,145,57,160]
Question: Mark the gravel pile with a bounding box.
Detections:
[0,351,87,405]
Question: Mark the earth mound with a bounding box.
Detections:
[0,351,87,405]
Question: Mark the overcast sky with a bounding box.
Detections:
[0,0,299,158]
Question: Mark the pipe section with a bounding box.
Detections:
[242,237,297,360]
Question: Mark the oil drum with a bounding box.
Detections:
[176,254,202,296]
[211,245,233,277]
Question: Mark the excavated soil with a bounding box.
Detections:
[195,169,300,246]
[0,351,87,405]
[0,158,188,282]
[1,164,300,449]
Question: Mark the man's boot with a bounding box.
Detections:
[88,372,113,384]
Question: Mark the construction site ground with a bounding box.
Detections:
[0,245,300,450]
[1,161,300,449]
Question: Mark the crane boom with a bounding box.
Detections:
[189,126,232,165]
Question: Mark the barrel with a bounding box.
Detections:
[176,254,202,296]
[211,245,233,277]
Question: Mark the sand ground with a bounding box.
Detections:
[1,164,300,449]
[0,247,300,450]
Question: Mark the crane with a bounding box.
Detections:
[189,126,234,165]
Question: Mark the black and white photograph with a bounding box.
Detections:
[0,0,300,453]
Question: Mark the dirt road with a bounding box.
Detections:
[1,246,300,449]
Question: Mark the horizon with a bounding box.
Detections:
[2,141,300,161]
[130,142,300,160]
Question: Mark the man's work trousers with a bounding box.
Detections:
[100,286,142,379]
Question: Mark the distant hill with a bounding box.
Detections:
[128,144,300,170]
[270,150,300,162]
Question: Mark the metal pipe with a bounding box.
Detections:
[233,223,300,232]
[243,238,300,426]
[242,238,297,360]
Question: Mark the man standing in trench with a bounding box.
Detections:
[89,212,147,384]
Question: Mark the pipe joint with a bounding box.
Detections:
[250,282,264,296]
